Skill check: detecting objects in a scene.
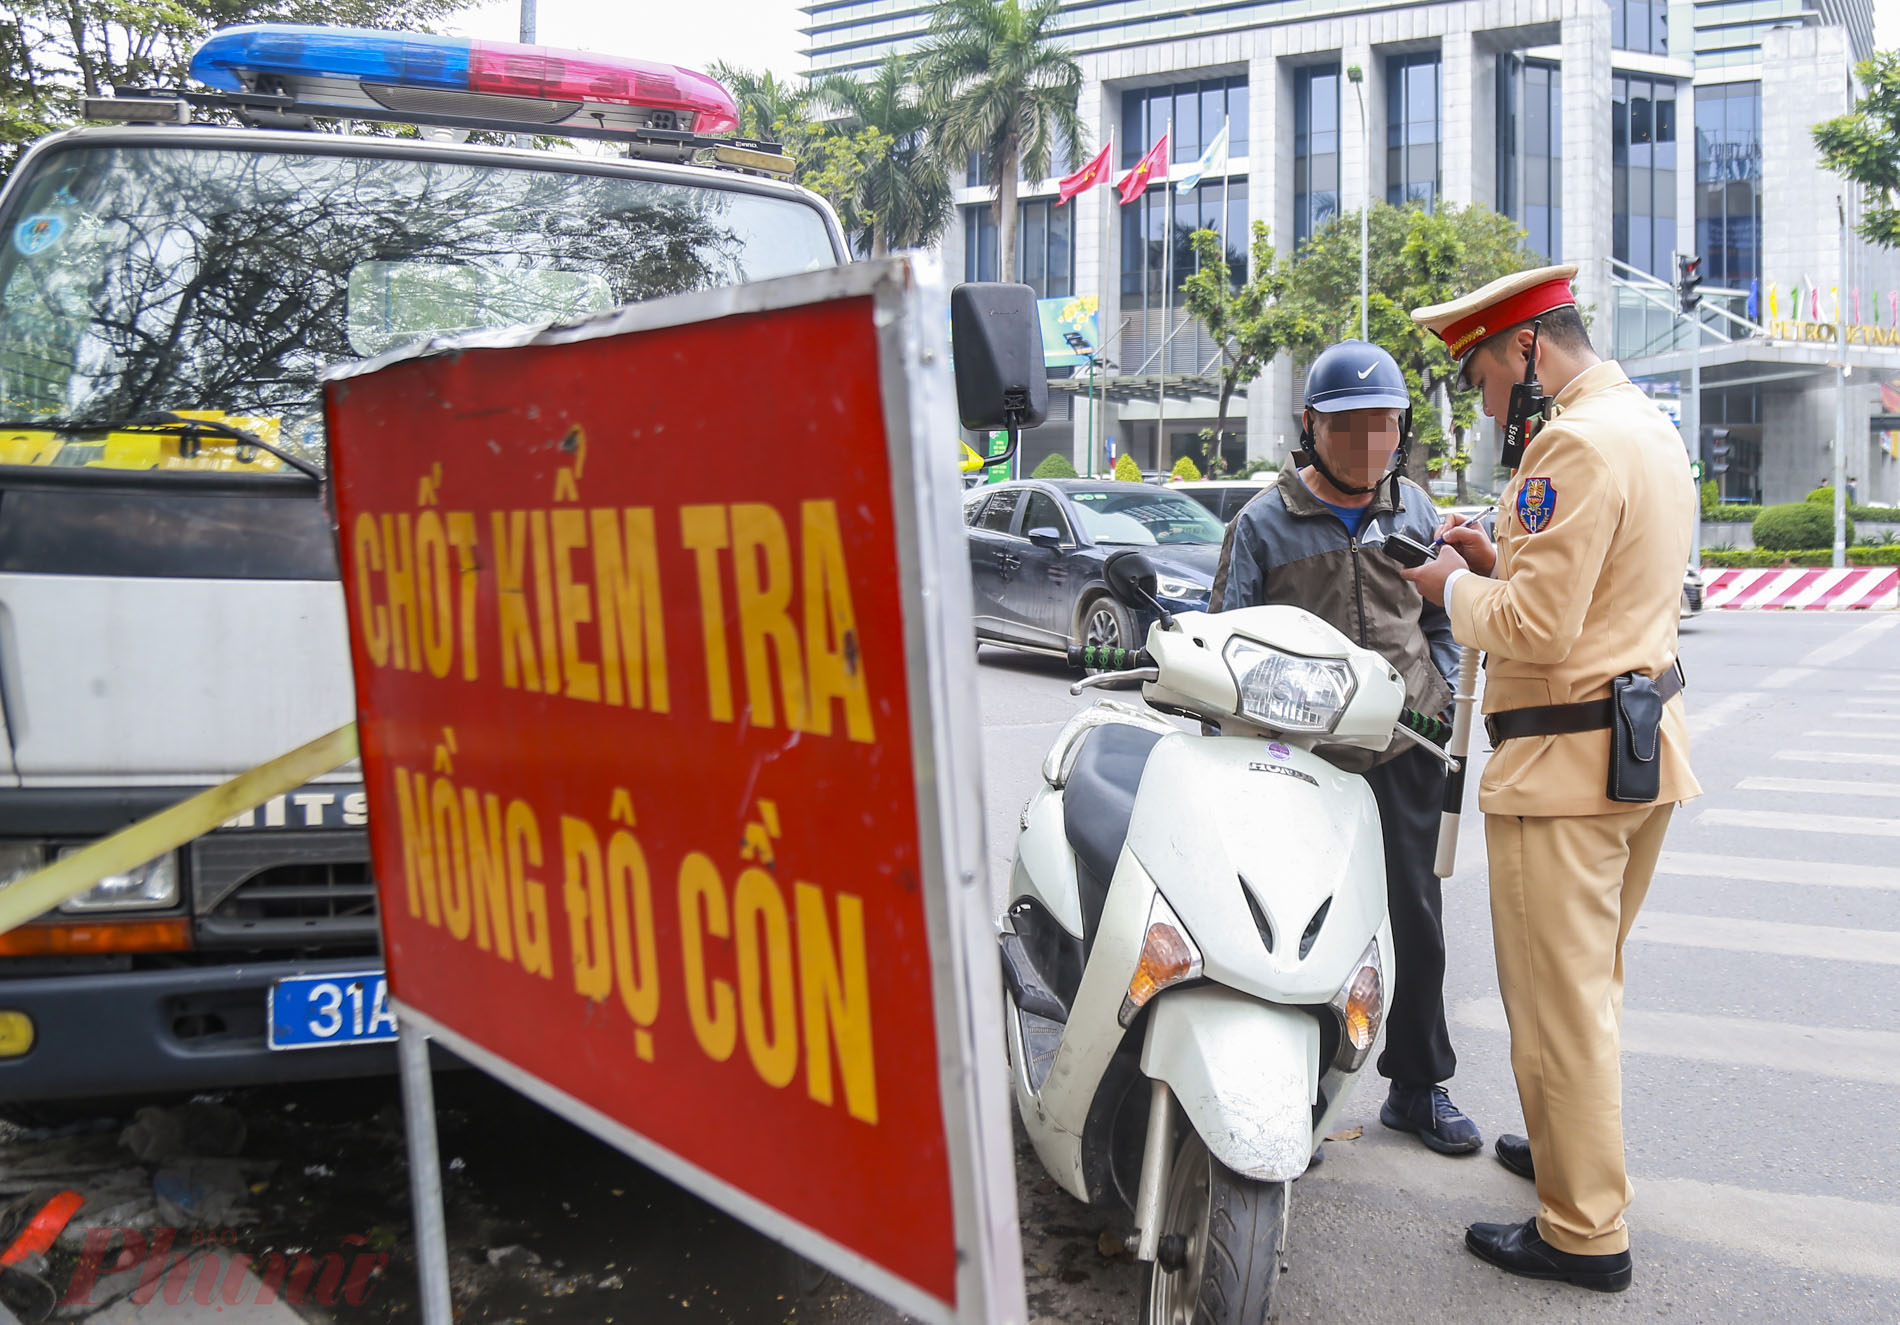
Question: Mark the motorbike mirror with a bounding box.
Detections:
[1027,526,1063,549]
[950,283,1050,433]
[1104,549,1159,611]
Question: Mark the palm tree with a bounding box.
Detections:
[708,64,814,142]
[918,0,1086,283]
[816,55,953,257]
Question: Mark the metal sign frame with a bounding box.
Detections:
[325,255,1024,1324]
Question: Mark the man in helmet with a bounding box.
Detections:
[1211,339,1481,1159]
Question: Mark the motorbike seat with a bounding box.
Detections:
[1063,724,1165,938]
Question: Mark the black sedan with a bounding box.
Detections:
[962,479,1225,659]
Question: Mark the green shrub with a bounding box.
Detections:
[1805,485,1835,505]
[1170,454,1202,482]
[1703,504,1761,523]
[1753,502,1852,550]
[1113,453,1142,483]
[1236,458,1278,479]
[1700,480,1718,514]
[1700,544,1900,568]
[1032,452,1078,479]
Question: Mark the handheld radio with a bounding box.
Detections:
[1497,319,1555,471]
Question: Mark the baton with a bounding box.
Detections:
[1433,644,1481,879]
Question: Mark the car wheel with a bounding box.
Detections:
[1077,596,1136,672]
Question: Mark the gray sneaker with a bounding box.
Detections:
[1380,1082,1482,1154]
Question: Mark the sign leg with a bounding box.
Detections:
[399,1023,454,1324]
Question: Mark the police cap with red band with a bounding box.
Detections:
[1411,263,1580,365]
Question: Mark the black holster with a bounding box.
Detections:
[1607,671,1664,804]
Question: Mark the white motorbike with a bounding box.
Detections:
[999,550,1455,1323]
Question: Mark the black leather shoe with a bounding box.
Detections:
[1381,1083,1482,1154]
[1465,1218,1632,1293]
[1496,1134,1535,1180]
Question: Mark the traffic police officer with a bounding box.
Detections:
[1401,265,1699,1293]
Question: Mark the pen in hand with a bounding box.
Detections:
[1432,505,1495,551]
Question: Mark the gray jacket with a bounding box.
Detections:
[1212,465,1457,770]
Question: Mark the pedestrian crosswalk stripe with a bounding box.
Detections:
[1804,730,1898,741]
[1761,666,1815,690]
[1640,1178,1900,1284]
[1312,1127,1900,1282]
[1698,807,1900,838]
[1737,774,1900,798]
[1799,613,1900,668]
[1776,748,1900,769]
[1455,999,1900,1085]
[1630,910,1900,966]
[1656,849,1900,890]
[1688,690,1761,737]
[1832,710,1900,722]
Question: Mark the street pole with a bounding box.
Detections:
[1159,118,1172,474]
[1348,65,1368,341]
[519,0,537,43]
[1834,195,1849,569]
[1098,131,1113,477]
[1688,310,1702,566]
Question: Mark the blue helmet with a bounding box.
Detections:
[1304,340,1410,412]
[1294,339,1413,498]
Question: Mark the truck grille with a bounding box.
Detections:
[192,830,380,954]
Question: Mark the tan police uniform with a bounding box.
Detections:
[1413,267,1700,1258]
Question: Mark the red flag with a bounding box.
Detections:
[1116,132,1168,205]
[1057,141,1114,205]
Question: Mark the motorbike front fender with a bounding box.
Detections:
[1139,985,1319,1183]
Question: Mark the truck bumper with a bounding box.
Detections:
[0,957,408,1102]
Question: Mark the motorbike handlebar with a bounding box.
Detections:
[1398,707,1453,747]
[1066,644,1155,672]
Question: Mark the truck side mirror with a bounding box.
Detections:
[951,283,1048,473]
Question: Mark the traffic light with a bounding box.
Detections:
[1710,427,1731,476]
[1677,254,1703,314]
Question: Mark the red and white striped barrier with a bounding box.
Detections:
[1703,567,1900,610]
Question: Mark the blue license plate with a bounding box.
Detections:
[267,970,398,1050]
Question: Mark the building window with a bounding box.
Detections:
[1497,56,1563,262]
[1386,53,1441,209]
[1294,65,1340,248]
[962,200,1075,299]
[1695,81,1762,289]
[1120,77,1249,170]
[1610,0,1668,55]
[1120,180,1249,305]
[1612,74,1678,279]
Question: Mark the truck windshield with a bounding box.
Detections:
[0,142,839,472]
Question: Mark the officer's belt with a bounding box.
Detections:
[1485,667,1683,745]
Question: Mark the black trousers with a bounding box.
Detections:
[1362,744,1457,1086]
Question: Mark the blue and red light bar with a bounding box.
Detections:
[189,25,739,135]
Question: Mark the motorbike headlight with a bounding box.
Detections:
[1153,574,1206,603]
[1327,938,1384,1072]
[55,848,179,913]
[1118,892,1203,1027]
[1222,637,1357,733]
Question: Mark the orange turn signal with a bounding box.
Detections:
[0,918,191,957]
[1119,906,1203,1027]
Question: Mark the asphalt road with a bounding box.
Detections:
[7,610,1897,1323]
